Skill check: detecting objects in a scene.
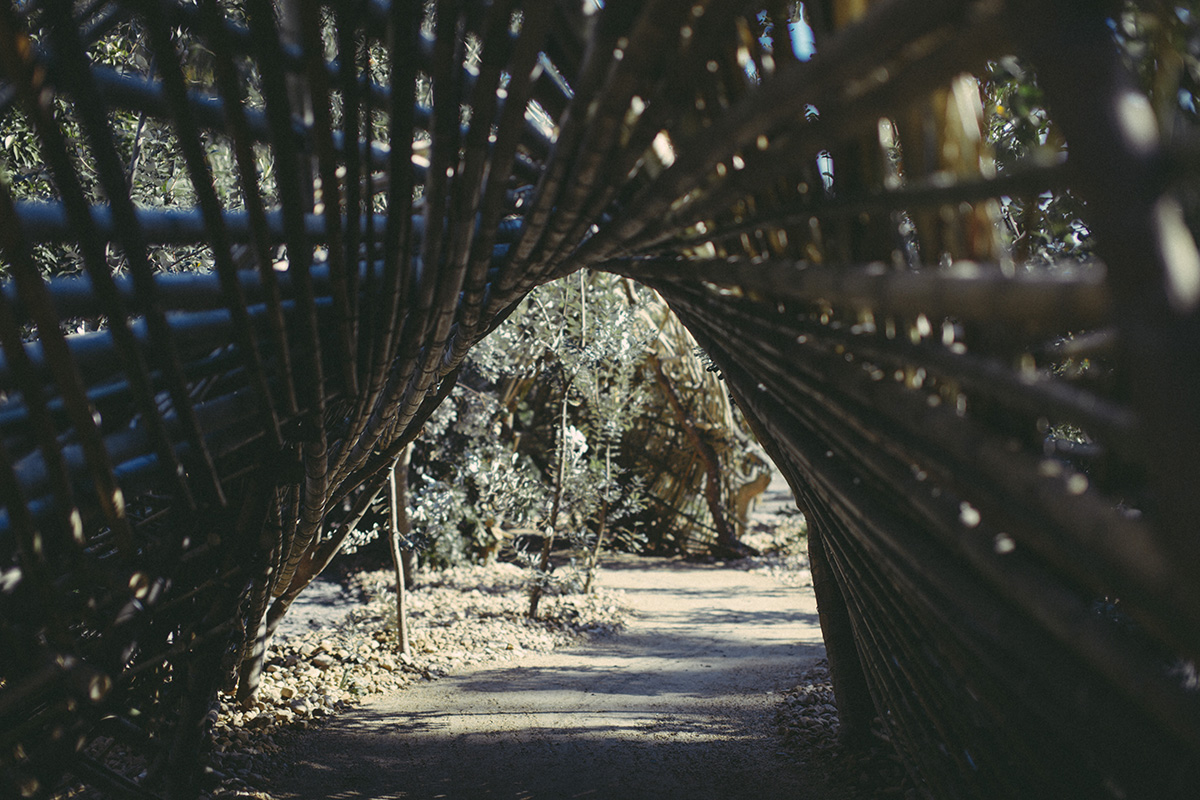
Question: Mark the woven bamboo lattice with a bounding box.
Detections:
[1,0,1198,798]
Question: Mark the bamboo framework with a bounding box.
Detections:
[0,1,1197,798]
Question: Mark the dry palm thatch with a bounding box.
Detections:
[0,1,1197,798]
[628,301,770,555]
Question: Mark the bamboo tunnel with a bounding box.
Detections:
[0,1,1197,798]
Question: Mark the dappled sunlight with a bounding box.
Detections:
[270,558,827,799]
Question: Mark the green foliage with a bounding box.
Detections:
[412,388,551,568]
[1111,1,1200,131]
[476,271,657,541]
[0,16,249,279]
[981,3,1200,268]
[982,57,1093,266]
[407,273,658,572]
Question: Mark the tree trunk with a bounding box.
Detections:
[388,445,414,655]
[530,383,570,619]
[402,545,416,591]
[583,442,611,594]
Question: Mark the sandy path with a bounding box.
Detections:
[270,555,826,799]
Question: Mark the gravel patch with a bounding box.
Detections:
[201,563,629,798]
[733,549,811,585]
[736,477,811,586]
[775,659,920,799]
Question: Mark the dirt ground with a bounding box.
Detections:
[268,553,830,799]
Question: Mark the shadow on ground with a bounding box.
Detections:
[270,556,828,800]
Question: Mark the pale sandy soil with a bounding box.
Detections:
[268,553,831,800]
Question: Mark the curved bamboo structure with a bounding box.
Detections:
[0,1,1197,797]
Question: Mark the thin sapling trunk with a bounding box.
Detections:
[530,382,570,619]
[583,442,611,594]
[388,444,414,655]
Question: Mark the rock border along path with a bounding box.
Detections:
[269,554,828,799]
